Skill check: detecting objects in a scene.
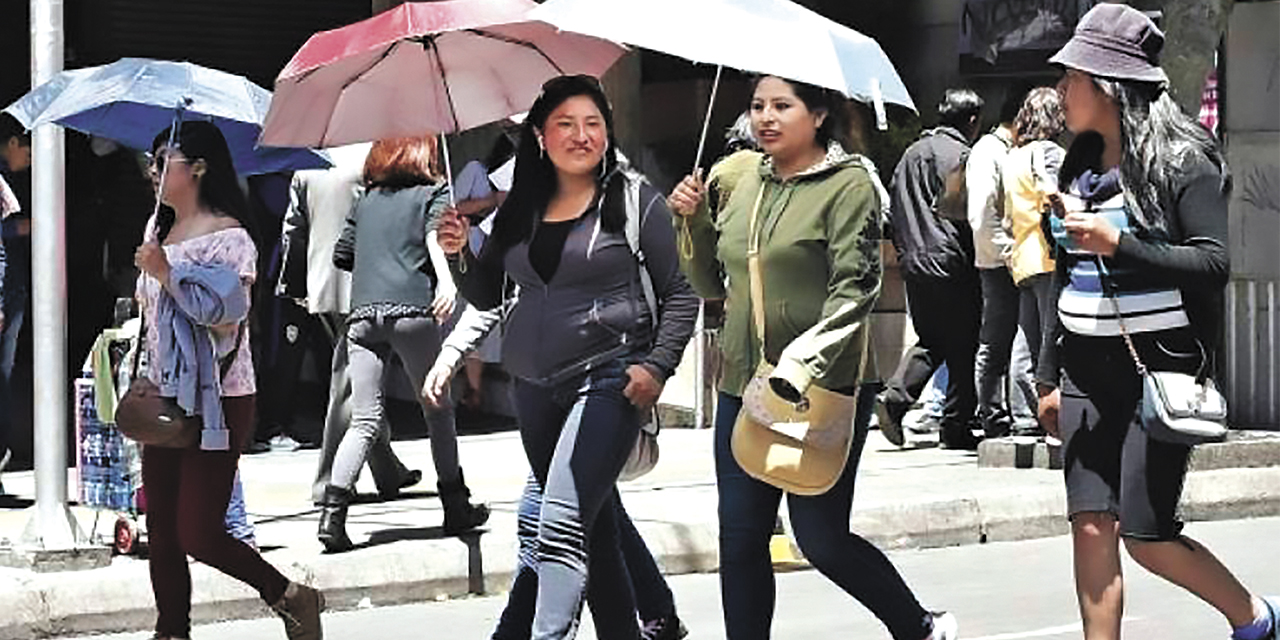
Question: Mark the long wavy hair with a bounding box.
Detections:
[150,120,255,243]
[1066,78,1230,235]
[489,75,623,251]
[1013,87,1064,146]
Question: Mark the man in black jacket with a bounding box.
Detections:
[879,89,985,450]
[0,116,31,489]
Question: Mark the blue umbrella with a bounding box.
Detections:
[4,58,330,176]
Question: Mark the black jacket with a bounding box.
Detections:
[1037,135,1231,387]
[887,126,977,280]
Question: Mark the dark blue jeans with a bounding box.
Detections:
[715,385,933,640]
[513,361,643,640]
[0,290,26,460]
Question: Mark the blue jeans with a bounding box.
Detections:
[920,365,948,419]
[224,469,256,546]
[0,289,26,459]
[513,360,643,640]
[715,385,932,640]
[492,474,674,640]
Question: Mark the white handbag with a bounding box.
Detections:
[1103,269,1227,445]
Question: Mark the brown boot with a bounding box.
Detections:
[272,581,325,640]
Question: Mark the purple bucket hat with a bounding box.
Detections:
[1050,3,1168,85]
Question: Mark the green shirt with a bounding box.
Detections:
[680,144,884,397]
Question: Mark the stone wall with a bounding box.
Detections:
[1221,1,1280,428]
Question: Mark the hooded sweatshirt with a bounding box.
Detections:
[681,142,884,397]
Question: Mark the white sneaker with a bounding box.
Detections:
[930,611,958,640]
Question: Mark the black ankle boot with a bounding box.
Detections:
[438,470,490,536]
[317,485,355,553]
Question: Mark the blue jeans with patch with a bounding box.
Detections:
[492,474,674,640]
[512,360,643,640]
[715,384,933,640]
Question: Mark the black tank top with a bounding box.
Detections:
[528,217,579,283]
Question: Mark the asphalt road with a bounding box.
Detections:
[60,516,1280,640]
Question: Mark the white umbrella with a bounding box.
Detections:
[532,0,916,169]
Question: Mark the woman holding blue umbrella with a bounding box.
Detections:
[134,121,324,640]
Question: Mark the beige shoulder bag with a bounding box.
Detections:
[730,187,861,496]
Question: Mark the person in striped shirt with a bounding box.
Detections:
[1038,5,1278,640]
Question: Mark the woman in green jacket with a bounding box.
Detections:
[668,75,955,640]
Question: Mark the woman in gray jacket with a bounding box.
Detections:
[317,136,488,553]
[437,75,697,640]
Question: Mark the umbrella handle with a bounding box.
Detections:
[680,65,723,262]
[440,131,456,207]
[439,131,466,274]
[692,65,723,175]
[148,106,187,225]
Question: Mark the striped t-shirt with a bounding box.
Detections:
[1056,172,1190,337]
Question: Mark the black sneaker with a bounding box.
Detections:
[244,439,272,455]
[640,614,688,640]
[875,393,910,447]
[979,412,1014,439]
[940,428,982,451]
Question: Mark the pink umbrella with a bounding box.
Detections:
[261,0,625,150]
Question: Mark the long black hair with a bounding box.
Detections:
[150,120,255,243]
[1066,78,1230,234]
[489,75,624,251]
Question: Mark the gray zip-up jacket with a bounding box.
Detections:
[452,174,697,385]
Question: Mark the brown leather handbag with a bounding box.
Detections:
[115,319,242,449]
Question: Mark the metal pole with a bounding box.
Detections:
[22,0,80,550]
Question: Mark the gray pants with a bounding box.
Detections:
[311,313,414,504]
[331,315,460,492]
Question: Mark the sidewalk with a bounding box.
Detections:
[1,427,1279,639]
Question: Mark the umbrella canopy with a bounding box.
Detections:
[5,58,331,176]
[531,0,915,112]
[260,0,626,148]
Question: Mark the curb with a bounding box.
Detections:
[3,467,1280,639]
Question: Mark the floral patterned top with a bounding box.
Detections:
[135,217,257,397]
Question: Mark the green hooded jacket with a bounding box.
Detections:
[681,143,884,397]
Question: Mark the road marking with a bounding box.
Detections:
[967,618,1141,640]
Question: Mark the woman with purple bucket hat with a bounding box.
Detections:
[1036,4,1278,639]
